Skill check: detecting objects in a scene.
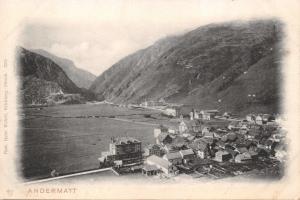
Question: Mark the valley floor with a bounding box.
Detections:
[19,103,175,180]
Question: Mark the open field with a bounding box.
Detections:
[20,104,170,180]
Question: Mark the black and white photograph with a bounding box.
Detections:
[1,0,300,199]
[17,19,286,182]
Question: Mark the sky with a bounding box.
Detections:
[17,0,285,76]
[20,21,198,76]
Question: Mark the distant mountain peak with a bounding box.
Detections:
[30,49,96,89]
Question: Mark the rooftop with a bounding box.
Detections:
[180,149,194,156]
[111,137,141,145]
[165,152,182,160]
[147,155,171,169]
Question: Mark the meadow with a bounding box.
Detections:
[20,104,167,180]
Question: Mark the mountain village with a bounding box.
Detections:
[98,100,286,180]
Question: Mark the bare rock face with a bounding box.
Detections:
[90,20,283,115]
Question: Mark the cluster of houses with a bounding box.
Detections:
[140,110,285,177]
[245,113,278,125]
[189,109,219,121]
[98,107,285,178]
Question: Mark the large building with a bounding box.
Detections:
[200,110,219,120]
[99,137,143,167]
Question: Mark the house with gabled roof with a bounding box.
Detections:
[144,144,165,157]
[179,120,188,134]
[163,152,182,165]
[215,150,231,162]
[256,115,263,125]
[179,149,195,164]
[145,155,178,175]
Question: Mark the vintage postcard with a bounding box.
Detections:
[0,0,300,199]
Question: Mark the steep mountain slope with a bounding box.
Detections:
[17,47,96,105]
[90,20,283,115]
[31,49,96,89]
[90,36,179,98]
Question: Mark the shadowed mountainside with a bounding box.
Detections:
[17,47,97,105]
[31,49,96,89]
